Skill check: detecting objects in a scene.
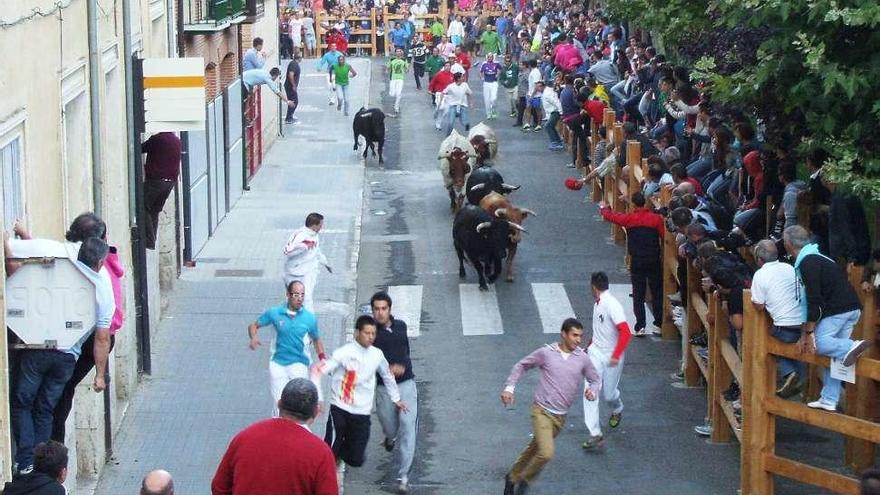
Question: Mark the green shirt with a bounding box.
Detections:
[333,63,352,86]
[430,22,445,37]
[499,62,519,89]
[389,58,408,80]
[425,55,445,78]
[480,31,501,54]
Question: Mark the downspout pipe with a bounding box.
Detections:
[87,0,104,216]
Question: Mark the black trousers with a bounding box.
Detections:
[566,113,590,165]
[631,264,663,331]
[143,179,176,250]
[51,332,116,443]
[324,404,371,467]
[284,87,299,121]
[413,63,425,89]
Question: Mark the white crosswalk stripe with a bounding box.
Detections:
[386,285,423,338]
[459,284,504,335]
[531,283,578,334]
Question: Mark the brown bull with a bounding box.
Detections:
[478,191,535,281]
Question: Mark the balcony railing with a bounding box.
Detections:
[182,0,247,32]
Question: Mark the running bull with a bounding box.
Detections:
[466,166,519,205]
[479,192,536,282]
[468,122,498,166]
[353,107,385,163]
[439,130,477,212]
[453,205,525,291]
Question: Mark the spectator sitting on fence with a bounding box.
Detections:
[750,239,807,398]
[772,161,806,240]
[783,225,872,412]
[670,164,704,197]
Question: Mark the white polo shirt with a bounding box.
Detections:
[591,290,627,354]
[750,260,804,327]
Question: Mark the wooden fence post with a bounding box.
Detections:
[684,261,703,386]
[710,292,734,443]
[611,123,625,243]
[741,296,776,495]
[626,141,640,213]
[590,121,601,202]
[371,8,377,56]
[845,265,878,471]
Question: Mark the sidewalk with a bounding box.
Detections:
[92,58,372,494]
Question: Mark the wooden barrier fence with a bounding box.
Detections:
[568,105,880,494]
[382,6,448,55]
[315,10,379,56]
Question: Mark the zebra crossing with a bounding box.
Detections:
[374,283,637,337]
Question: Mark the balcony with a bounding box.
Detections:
[182,0,247,32]
[243,0,264,23]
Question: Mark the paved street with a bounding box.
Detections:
[93,58,372,494]
[92,57,840,495]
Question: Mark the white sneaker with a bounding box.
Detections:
[807,400,837,412]
[843,339,871,366]
[694,424,712,436]
[651,326,663,336]
[396,477,409,494]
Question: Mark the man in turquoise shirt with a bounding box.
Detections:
[248,280,326,416]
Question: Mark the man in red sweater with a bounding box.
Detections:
[598,191,666,337]
[211,378,338,495]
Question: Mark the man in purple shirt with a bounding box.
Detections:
[500,318,600,495]
[141,132,181,249]
[479,53,502,119]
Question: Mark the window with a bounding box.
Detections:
[0,135,25,232]
[61,63,93,225]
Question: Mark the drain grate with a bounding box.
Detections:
[196,257,231,264]
[214,269,264,278]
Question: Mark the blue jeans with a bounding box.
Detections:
[815,309,861,405]
[12,350,76,468]
[545,111,562,145]
[445,105,470,136]
[687,157,713,180]
[772,326,806,379]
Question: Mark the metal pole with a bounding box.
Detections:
[87,0,104,215]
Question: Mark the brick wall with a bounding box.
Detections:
[205,62,219,101]
[219,51,238,89]
[184,28,240,102]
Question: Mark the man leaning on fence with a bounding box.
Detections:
[783,225,872,411]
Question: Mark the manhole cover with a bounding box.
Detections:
[214,269,264,278]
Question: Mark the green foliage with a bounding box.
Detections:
[609,0,880,197]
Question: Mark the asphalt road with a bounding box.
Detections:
[344,60,750,495]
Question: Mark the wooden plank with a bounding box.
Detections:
[710,292,734,443]
[717,396,743,442]
[741,297,776,495]
[764,454,860,495]
[847,278,877,470]
[720,338,743,385]
[684,261,704,387]
[690,345,709,380]
[691,293,710,332]
[765,339,880,381]
[765,396,880,443]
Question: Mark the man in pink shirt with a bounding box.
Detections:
[500,318,600,495]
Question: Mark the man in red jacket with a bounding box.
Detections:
[429,61,455,130]
[212,378,338,495]
[598,191,666,337]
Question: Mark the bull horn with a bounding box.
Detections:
[506,221,527,233]
[475,221,492,233]
[520,208,537,217]
[501,183,521,191]
[494,208,508,218]
[470,183,486,192]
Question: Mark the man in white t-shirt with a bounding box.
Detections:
[750,240,806,398]
[289,11,304,53]
[582,271,632,449]
[442,73,472,137]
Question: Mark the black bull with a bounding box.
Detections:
[352,107,385,163]
[465,166,520,205]
[453,205,524,290]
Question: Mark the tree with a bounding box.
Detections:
[609,0,880,199]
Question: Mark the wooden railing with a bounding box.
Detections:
[382,6,448,55]
[741,283,878,494]
[315,10,378,56]
[570,105,880,494]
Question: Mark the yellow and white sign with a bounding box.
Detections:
[142,57,206,132]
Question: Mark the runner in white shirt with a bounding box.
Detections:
[442,73,473,136]
[282,212,332,311]
[312,315,408,470]
[583,271,632,449]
